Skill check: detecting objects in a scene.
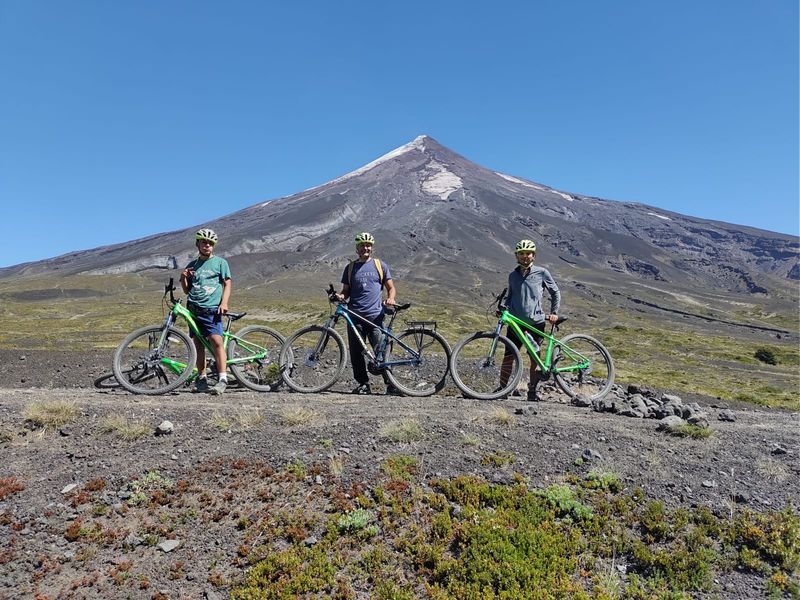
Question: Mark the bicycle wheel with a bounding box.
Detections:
[450,332,523,400]
[384,328,451,397]
[553,334,615,401]
[93,371,120,389]
[279,325,346,393]
[112,325,196,395]
[227,325,285,392]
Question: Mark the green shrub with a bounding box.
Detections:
[754,347,778,365]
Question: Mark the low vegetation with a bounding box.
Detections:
[23,400,79,429]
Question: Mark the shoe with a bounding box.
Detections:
[492,387,509,400]
[195,378,209,392]
[526,391,540,402]
[210,379,227,396]
[352,383,371,395]
[386,384,403,396]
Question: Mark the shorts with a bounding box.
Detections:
[188,305,223,338]
[504,321,545,355]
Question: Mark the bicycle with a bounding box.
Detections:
[278,284,451,396]
[449,289,614,401]
[112,278,285,395]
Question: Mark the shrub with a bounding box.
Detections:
[754,347,777,365]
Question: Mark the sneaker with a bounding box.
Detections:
[386,384,403,396]
[352,383,371,395]
[492,387,509,400]
[210,379,227,396]
[194,378,209,392]
[526,390,540,402]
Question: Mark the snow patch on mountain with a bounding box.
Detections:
[553,191,574,202]
[301,136,429,194]
[496,172,544,190]
[422,161,462,199]
[647,212,672,221]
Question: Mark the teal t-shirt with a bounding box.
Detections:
[185,256,231,309]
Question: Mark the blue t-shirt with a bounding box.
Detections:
[341,258,392,318]
[185,255,231,309]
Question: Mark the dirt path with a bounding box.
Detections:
[1,386,798,598]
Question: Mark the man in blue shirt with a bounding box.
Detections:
[335,232,398,395]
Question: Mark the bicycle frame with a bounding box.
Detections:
[322,302,424,370]
[156,286,269,374]
[497,310,592,377]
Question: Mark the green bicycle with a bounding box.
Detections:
[112,279,285,395]
[450,289,614,401]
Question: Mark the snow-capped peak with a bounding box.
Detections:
[298,136,430,194]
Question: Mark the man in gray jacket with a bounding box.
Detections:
[500,239,560,401]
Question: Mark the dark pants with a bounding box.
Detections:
[347,312,384,385]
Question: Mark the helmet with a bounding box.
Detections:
[515,239,536,253]
[195,228,218,245]
[354,232,375,245]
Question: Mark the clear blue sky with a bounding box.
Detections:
[1,1,797,268]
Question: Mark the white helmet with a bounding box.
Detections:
[354,232,375,245]
[195,228,218,245]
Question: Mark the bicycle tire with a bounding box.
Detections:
[227,325,286,392]
[450,332,523,400]
[279,325,346,393]
[553,334,615,401]
[384,328,451,397]
[93,371,120,389]
[112,325,197,395]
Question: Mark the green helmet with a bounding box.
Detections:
[196,228,218,244]
[354,232,375,245]
[515,239,536,253]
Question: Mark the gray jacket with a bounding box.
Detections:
[507,265,560,323]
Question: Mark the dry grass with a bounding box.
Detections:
[379,418,424,443]
[98,415,149,440]
[23,400,79,429]
[207,410,233,431]
[207,408,264,431]
[329,455,345,478]
[236,408,264,430]
[755,457,789,483]
[280,406,317,426]
[486,407,515,427]
[460,432,481,447]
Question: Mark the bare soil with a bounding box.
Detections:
[0,350,798,599]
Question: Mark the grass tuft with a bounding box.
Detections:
[280,406,316,426]
[23,400,79,429]
[666,423,713,439]
[379,419,424,443]
[98,415,149,440]
[486,407,515,427]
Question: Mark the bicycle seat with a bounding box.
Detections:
[385,303,411,314]
[226,312,246,321]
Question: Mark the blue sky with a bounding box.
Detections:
[1,1,797,268]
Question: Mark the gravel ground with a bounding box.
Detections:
[0,351,798,598]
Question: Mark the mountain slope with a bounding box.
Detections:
[3,135,796,301]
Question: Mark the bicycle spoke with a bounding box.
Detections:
[385,329,451,396]
[450,333,522,400]
[553,334,614,401]
[227,326,285,392]
[113,326,195,395]
[280,326,346,393]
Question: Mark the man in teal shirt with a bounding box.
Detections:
[180,228,232,395]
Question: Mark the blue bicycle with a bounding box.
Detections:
[278,285,451,396]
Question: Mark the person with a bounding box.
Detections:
[499,239,560,401]
[335,232,399,395]
[180,228,232,395]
